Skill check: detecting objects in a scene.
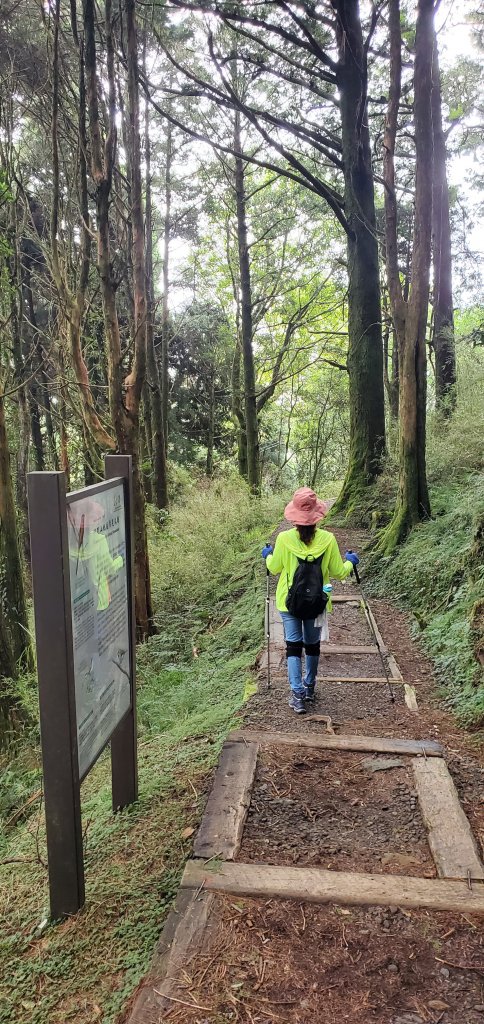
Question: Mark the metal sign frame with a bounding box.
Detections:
[28,455,138,920]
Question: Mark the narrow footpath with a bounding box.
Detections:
[124,528,484,1024]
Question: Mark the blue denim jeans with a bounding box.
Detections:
[280,612,322,697]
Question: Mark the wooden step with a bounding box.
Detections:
[193,740,258,861]
[182,860,484,914]
[412,757,484,880]
[229,729,443,757]
[321,645,383,656]
[323,675,400,684]
[268,673,403,685]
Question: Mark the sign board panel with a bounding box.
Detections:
[66,480,132,778]
[28,457,137,919]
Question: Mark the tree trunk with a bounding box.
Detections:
[59,371,71,490]
[206,367,215,476]
[84,0,153,636]
[380,0,433,553]
[42,365,58,469]
[231,314,248,479]
[9,246,31,561]
[51,0,113,455]
[383,325,399,420]
[145,63,168,508]
[234,109,260,493]
[125,0,153,635]
[161,120,172,451]
[330,0,385,517]
[23,272,55,469]
[0,388,33,712]
[382,0,405,426]
[431,31,456,413]
[141,392,154,505]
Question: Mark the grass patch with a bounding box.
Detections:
[0,476,279,1024]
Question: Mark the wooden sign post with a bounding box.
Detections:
[28,456,137,920]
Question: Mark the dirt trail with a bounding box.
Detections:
[124,526,484,1024]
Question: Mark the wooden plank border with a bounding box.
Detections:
[193,740,259,860]
[125,889,215,1024]
[364,604,404,682]
[181,860,484,914]
[228,729,444,757]
[404,684,419,711]
[412,757,484,881]
[361,600,418,710]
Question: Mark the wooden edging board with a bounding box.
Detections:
[228,733,444,757]
[404,684,419,711]
[125,888,215,1023]
[193,740,258,860]
[412,757,484,881]
[181,860,484,914]
[228,729,444,757]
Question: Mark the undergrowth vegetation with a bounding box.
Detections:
[368,348,484,727]
[0,476,279,1024]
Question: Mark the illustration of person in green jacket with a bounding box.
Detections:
[262,487,359,715]
[68,498,124,612]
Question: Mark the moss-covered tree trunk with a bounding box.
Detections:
[0,388,33,731]
[330,0,385,517]
[379,0,433,553]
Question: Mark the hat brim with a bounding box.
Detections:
[284,499,328,525]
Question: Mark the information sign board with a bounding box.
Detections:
[28,456,137,920]
[67,481,131,778]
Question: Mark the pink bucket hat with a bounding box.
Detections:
[284,487,329,526]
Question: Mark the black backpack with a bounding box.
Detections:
[286,554,328,620]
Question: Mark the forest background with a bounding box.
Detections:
[0,0,483,1021]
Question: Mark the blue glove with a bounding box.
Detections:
[262,544,273,559]
[344,550,359,566]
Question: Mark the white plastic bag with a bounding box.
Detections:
[314,610,329,639]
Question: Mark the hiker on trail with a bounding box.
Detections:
[262,487,359,715]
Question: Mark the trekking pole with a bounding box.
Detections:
[265,567,271,690]
[348,552,396,704]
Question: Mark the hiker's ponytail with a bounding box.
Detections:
[296,524,316,546]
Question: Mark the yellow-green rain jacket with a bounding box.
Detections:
[266,528,353,613]
[72,531,124,611]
